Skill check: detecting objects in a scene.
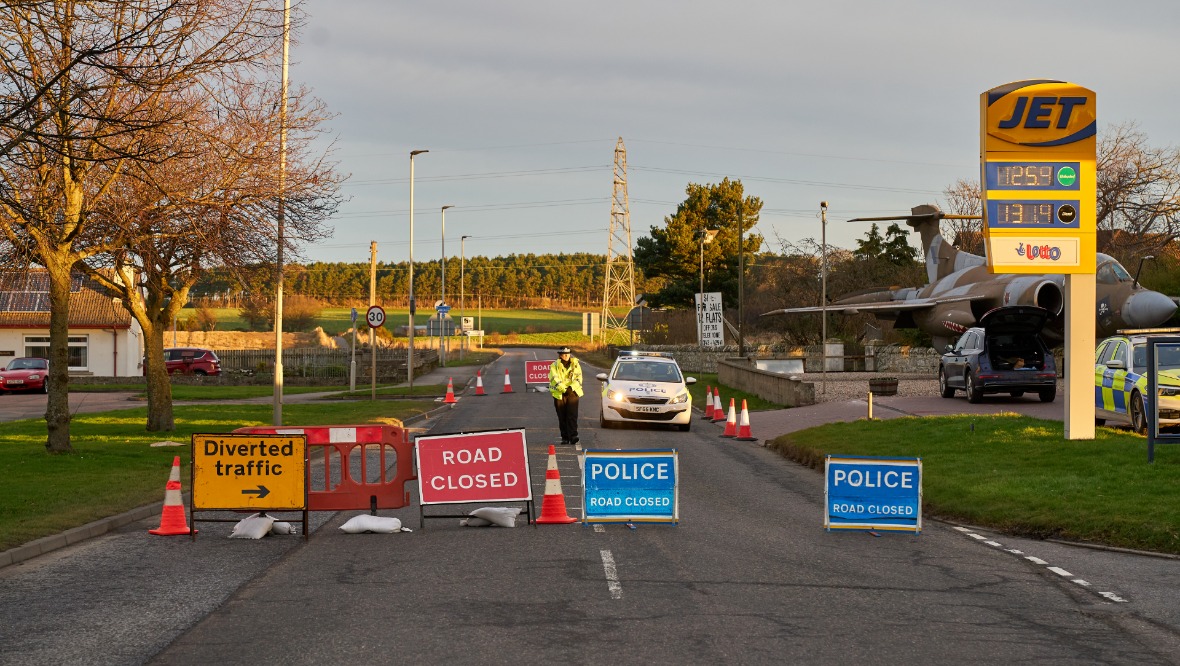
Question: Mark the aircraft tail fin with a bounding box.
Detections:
[906,204,985,283]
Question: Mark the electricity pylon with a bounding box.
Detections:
[600,137,635,345]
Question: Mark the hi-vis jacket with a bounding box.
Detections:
[548,358,584,399]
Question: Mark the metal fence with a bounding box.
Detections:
[215,348,437,381]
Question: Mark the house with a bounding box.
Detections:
[0,270,144,377]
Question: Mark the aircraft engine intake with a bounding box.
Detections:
[1034,281,1064,316]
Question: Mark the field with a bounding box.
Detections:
[179,307,587,336]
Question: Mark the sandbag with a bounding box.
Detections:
[229,513,275,539]
[462,507,523,528]
[339,514,404,534]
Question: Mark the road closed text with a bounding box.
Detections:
[825,457,922,532]
[416,430,532,504]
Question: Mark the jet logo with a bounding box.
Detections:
[985,80,1096,148]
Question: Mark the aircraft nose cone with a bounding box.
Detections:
[1123,290,1178,327]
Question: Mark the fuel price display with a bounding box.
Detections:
[986,200,1079,228]
[984,162,1079,190]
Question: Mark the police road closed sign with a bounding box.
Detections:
[824,456,921,532]
[416,429,532,504]
[583,449,678,524]
[525,360,551,384]
[192,434,307,510]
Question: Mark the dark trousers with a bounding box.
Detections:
[553,392,579,442]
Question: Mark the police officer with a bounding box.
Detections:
[548,346,583,445]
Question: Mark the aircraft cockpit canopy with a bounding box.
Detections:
[1096,254,1134,285]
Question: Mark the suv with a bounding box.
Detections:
[1094,329,1180,434]
[596,351,696,431]
[158,348,221,376]
[938,306,1058,403]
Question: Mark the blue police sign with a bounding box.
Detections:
[583,449,678,524]
[825,456,922,533]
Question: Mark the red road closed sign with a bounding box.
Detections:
[415,429,532,504]
[525,360,551,385]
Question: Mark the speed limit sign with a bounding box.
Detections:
[366,305,386,328]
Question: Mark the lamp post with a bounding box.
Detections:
[408,149,428,394]
[272,0,290,426]
[738,206,745,358]
[820,201,828,396]
[697,228,717,349]
[461,234,470,360]
[440,205,453,366]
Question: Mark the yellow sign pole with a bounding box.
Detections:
[981,81,1096,439]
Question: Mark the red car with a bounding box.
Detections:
[151,348,221,376]
[0,357,49,393]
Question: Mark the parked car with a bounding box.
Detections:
[0,357,49,393]
[596,351,696,431]
[938,306,1058,403]
[152,347,221,376]
[1094,329,1180,434]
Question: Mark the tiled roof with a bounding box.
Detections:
[0,270,132,329]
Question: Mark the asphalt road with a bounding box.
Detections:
[2,349,1178,664]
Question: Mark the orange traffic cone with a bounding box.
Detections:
[444,377,457,404]
[474,371,487,396]
[711,388,725,423]
[501,368,514,394]
[149,456,194,536]
[701,385,713,420]
[535,444,578,524]
[736,399,757,441]
[720,399,737,438]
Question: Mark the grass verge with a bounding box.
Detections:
[0,400,435,552]
[767,414,1180,555]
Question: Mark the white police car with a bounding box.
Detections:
[596,351,696,431]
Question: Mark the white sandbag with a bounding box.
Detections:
[270,521,296,535]
[339,514,403,534]
[460,516,494,527]
[467,507,523,528]
[229,513,275,539]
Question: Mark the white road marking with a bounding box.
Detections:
[967,533,987,540]
[1004,548,1024,555]
[953,526,972,533]
[1100,591,1129,603]
[1025,556,1049,565]
[984,540,1002,547]
[1073,579,1090,587]
[593,524,605,533]
[1048,566,1074,577]
[601,550,623,599]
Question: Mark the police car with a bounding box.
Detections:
[596,351,696,431]
[1095,328,1180,434]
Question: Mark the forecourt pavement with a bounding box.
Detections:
[2,347,1178,664]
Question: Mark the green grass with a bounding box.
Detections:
[333,384,447,399]
[768,414,1180,554]
[70,384,335,399]
[687,373,781,411]
[0,400,436,551]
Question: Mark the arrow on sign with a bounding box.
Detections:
[242,485,271,499]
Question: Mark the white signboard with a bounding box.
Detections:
[695,292,724,348]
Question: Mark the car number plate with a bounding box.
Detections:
[8,379,23,384]
[634,406,660,413]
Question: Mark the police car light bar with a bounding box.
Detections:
[617,351,673,358]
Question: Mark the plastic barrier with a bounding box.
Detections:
[233,424,416,512]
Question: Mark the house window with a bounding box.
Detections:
[24,335,89,371]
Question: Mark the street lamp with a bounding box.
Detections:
[738,205,745,358]
[440,204,453,367]
[697,228,718,349]
[461,234,471,359]
[408,149,428,393]
[820,201,828,396]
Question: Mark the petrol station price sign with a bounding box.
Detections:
[191,433,307,511]
[980,80,1096,274]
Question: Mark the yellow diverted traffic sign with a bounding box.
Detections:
[192,433,307,510]
[980,80,1096,274]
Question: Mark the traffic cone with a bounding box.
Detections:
[736,399,757,441]
[444,377,457,404]
[474,371,486,396]
[535,444,578,524]
[149,456,194,536]
[720,399,737,438]
[711,388,725,423]
[701,385,713,420]
[501,368,514,394]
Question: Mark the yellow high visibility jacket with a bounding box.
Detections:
[548,357,584,399]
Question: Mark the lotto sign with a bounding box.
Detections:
[824,456,921,533]
[192,434,307,511]
[415,429,532,504]
[525,360,551,385]
[582,449,678,524]
[980,80,1096,274]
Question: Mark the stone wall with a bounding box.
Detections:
[873,345,941,374]
[716,358,815,407]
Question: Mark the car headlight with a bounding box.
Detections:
[28,374,40,380]
[667,392,689,404]
[1160,387,1180,397]
[610,390,627,402]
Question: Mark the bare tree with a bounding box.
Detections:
[79,84,340,431]
[0,1,285,453]
[940,178,984,254]
[1096,122,1180,260]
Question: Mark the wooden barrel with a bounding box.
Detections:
[868,377,898,396]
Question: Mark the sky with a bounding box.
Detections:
[287,0,1180,266]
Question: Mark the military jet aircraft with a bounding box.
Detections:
[762,204,1177,350]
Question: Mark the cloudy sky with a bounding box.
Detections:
[288,0,1180,265]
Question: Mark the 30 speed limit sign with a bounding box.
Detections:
[366,305,386,328]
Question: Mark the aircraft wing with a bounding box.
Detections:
[762,295,981,317]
